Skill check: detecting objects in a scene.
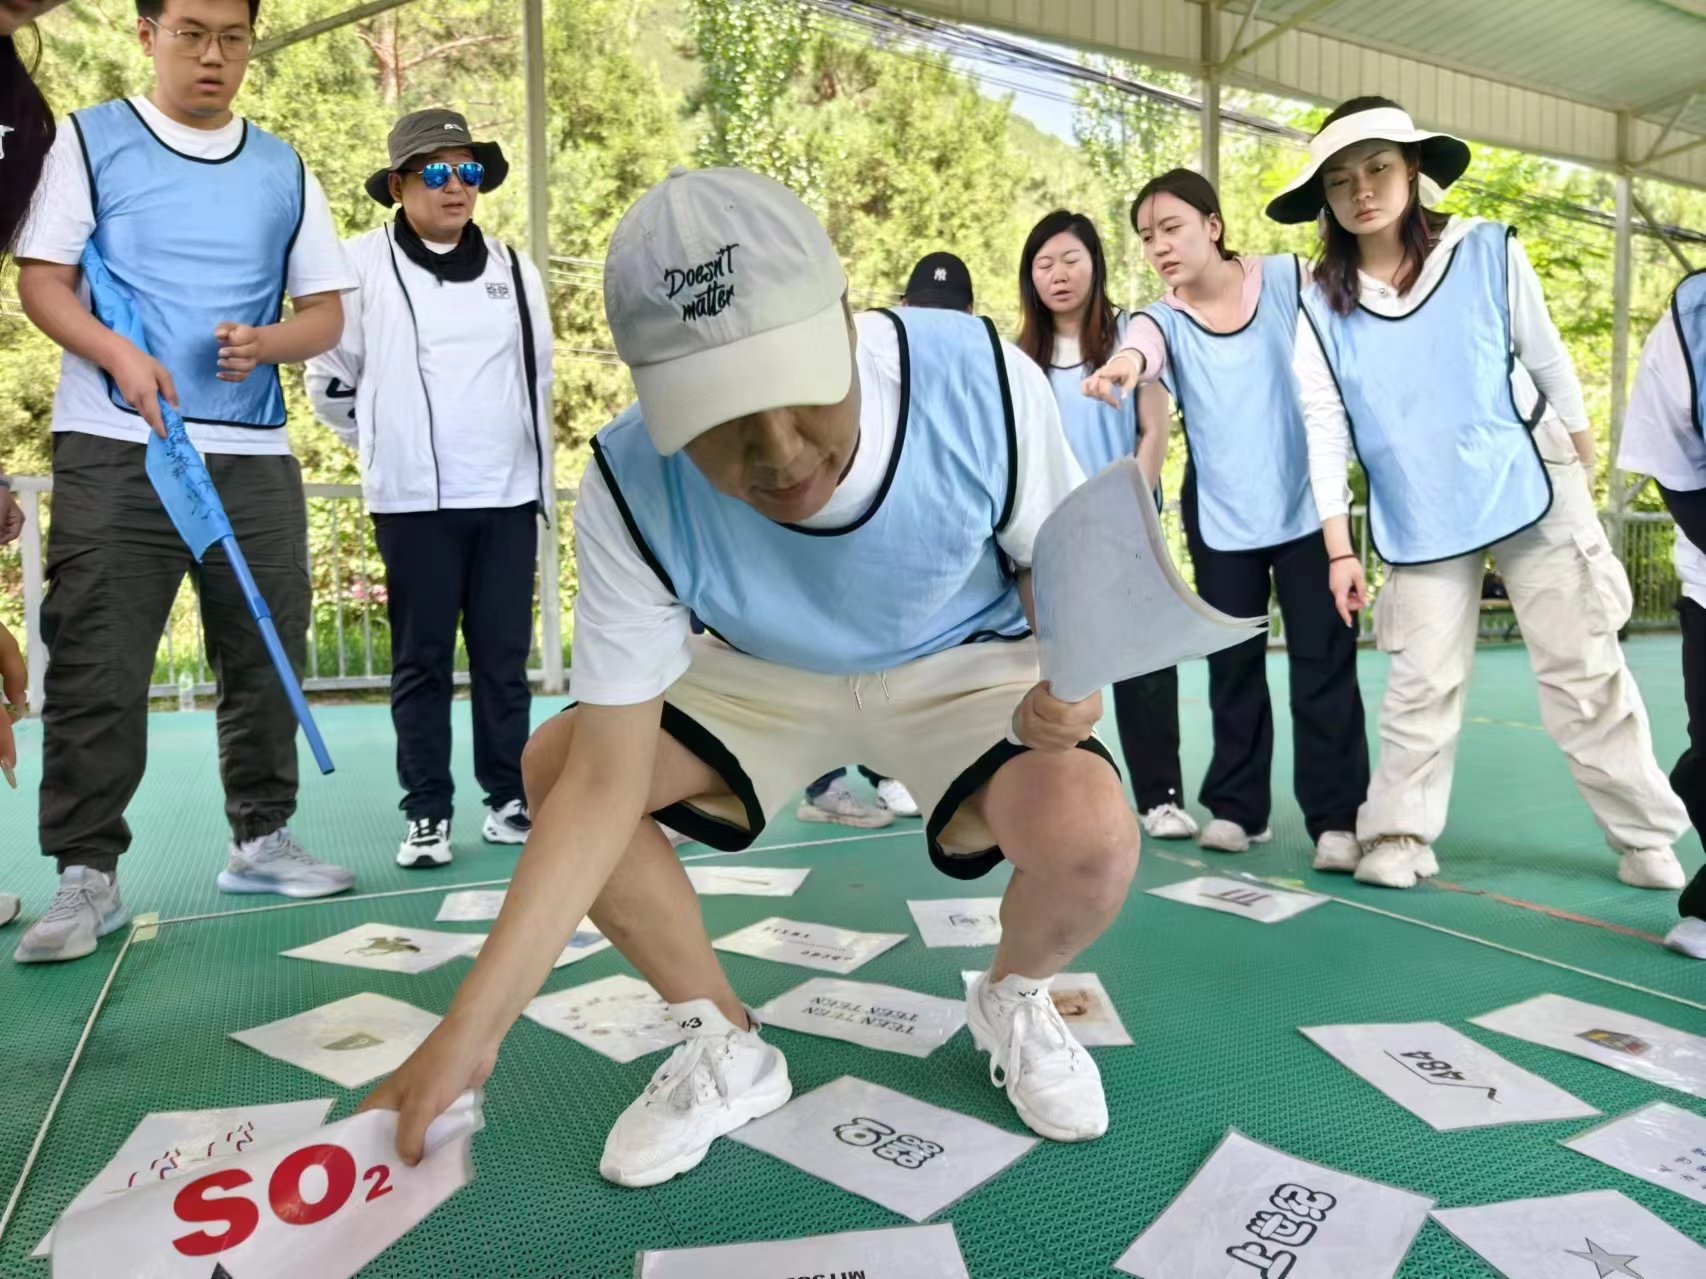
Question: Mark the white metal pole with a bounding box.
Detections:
[1608,112,1634,556]
[1200,0,1222,189]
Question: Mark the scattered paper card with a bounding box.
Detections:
[1113,1129,1433,1278]
[959,971,1132,1047]
[908,898,1003,948]
[1034,457,1267,701]
[1299,1022,1599,1131]
[1146,875,1328,924]
[729,1075,1037,1222]
[713,917,906,973]
[467,919,612,968]
[1562,1102,1706,1208]
[685,866,811,896]
[33,1100,335,1258]
[523,974,683,1064]
[757,979,966,1058]
[636,1223,970,1277]
[231,992,442,1089]
[50,1092,482,1279]
[1470,993,1706,1099]
[281,922,482,974]
[1432,1188,1706,1278]
[435,890,508,922]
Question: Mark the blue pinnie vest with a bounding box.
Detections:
[1141,255,1318,551]
[1299,221,1551,565]
[1673,270,1706,442]
[594,307,1030,674]
[73,100,304,428]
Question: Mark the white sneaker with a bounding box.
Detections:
[14,867,129,964]
[217,828,355,899]
[599,1000,792,1188]
[874,778,920,818]
[1618,848,1687,890]
[0,893,18,928]
[797,778,895,829]
[1140,803,1198,840]
[481,799,531,846]
[966,973,1107,1143]
[1198,819,1271,854]
[1312,831,1361,873]
[398,818,452,869]
[1353,837,1439,889]
[1663,917,1706,959]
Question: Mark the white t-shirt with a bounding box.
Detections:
[1617,307,1706,606]
[406,236,538,508]
[568,310,1084,706]
[15,96,356,456]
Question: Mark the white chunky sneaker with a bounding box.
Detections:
[1353,836,1439,889]
[481,799,531,846]
[797,777,895,829]
[217,828,355,899]
[14,867,129,964]
[1198,819,1272,854]
[1663,917,1706,959]
[599,1000,792,1188]
[1618,848,1687,890]
[1140,803,1198,841]
[1312,830,1362,873]
[397,818,452,869]
[966,973,1107,1143]
[874,778,920,818]
[0,893,18,928]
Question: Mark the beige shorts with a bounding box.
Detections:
[655,634,1118,879]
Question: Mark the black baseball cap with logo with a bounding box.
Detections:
[903,251,974,310]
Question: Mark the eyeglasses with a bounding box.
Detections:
[144,17,255,60]
[407,161,485,191]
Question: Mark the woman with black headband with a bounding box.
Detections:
[1273,96,1687,892]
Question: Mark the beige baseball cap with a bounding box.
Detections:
[603,167,852,455]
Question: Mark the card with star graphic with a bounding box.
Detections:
[1433,1188,1705,1277]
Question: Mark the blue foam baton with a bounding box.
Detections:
[80,244,334,774]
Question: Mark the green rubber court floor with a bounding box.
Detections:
[1,637,1701,1276]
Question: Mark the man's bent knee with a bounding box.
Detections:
[521,710,577,811]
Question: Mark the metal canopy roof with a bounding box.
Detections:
[897,0,1706,191]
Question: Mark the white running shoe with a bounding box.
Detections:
[874,778,920,818]
[217,828,355,899]
[1663,917,1706,959]
[1198,819,1272,854]
[482,799,531,846]
[796,778,895,829]
[0,893,18,928]
[599,999,792,1188]
[1618,848,1687,890]
[14,867,129,964]
[398,818,452,869]
[1312,830,1362,873]
[1140,803,1198,840]
[1353,837,1439,889]
[966,973,1107,1143]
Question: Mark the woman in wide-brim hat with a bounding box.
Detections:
[1275,95,1689,894]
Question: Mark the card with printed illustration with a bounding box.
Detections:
[1113,1129,1433,1277]
[713,917,906,973]
[230,993,442,1088]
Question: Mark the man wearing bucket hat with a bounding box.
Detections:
[308,109,552,871]
[361,166,1147,1181]
[1272,96,1688,892]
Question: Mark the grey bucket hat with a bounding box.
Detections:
[365,108,509,207]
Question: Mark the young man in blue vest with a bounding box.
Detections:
[365,168,1141,1183]
[11,0,358,964]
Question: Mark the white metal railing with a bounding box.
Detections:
[2,477,576,713]
[0,479,1683,715]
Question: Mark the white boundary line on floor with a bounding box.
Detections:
[0,926,137,1249]
[148,828,920,928]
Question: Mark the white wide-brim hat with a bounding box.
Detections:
[1266,105,1471,225]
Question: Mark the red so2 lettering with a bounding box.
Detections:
[171,1143,394,1257]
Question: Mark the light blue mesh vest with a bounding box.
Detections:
[73,100,304,428]
[594,307,1029,674]
[1142,255,1318,551]
[1674,270,1706,441]
[1300,221,1552,565]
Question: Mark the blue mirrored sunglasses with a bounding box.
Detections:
[411,161,485,190]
